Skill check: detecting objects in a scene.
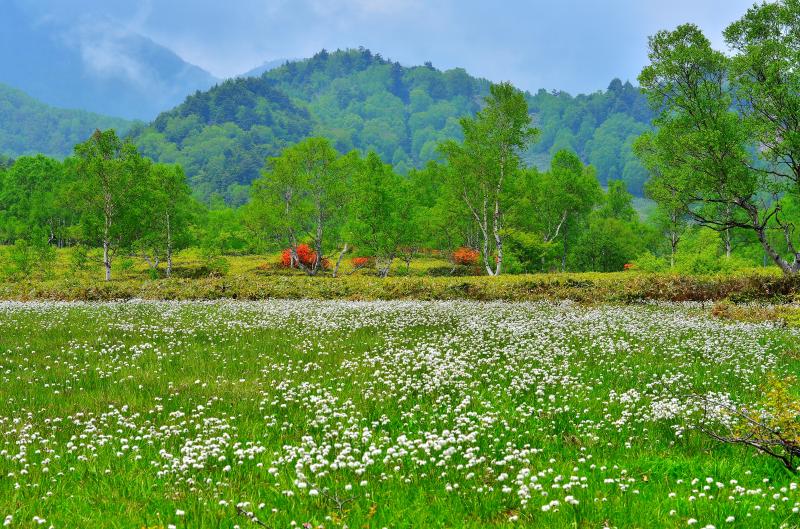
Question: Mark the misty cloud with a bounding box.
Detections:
[15,0,757,94]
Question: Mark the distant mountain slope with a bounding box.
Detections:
[0,1,218,120]
[527,79,653,194]
[240,59,295,79]
[0,83,132,159]
[130,48,653,203]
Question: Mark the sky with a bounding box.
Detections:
[24,0,758,95]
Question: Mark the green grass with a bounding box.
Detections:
[0,300,798,528]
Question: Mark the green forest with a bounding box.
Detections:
[2,0,800,282]
[0,83,133,159]
[127,49,653,203]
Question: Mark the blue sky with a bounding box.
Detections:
[23,0,757,94]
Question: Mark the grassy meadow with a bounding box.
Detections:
[1,299,799,528]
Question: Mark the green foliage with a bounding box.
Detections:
[247,137,353,275]
[674,230,752,275]
[0,154,73,244]
[572,217,634,272]
[69,244,91,274]
[132,163,198,276]
[118,257,136,273]
[199,246,230,277]
[636,6,800,275]
[632,251,669,273]
[2,240,32,279]
[72,130,154,280]
[507,150,602,271]
[501,228,557,273]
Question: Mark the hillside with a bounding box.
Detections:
[130,48,652,203]
[0,83,133,159]
[0,1,218,120]
[527,79,652,194]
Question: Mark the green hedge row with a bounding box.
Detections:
[0,271,797,303]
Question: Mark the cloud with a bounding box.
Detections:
[14,0,759,95]
[66,17,150,88]
[308,0,422,17]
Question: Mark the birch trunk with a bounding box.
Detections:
[103,216,111,281]
[332,243,348,278]
[166,211,173,278]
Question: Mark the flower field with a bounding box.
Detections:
[0,300,798,528]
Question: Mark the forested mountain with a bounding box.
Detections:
[0,1,218,120]
[527,79,653,194]
[0,83,133,159]
[129,48,653,203]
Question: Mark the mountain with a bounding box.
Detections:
[0,1,218,120]
[240,59,295,79]
[527,79,653,194]
[129,48,653,203]
[0,83,133,159]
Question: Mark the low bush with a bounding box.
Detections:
[2,239,57,280]
[452,247,479,266]
[3,268,799,303]
[280,244,330,270]
[351,256,372,268]
[632,251,669,273]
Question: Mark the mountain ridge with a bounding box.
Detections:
[130,48,652,203]
[0,83,133,159]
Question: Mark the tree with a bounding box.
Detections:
[572,180,644,272]
[73,129,149,281]
[345,152,401,277]
[601,180,637,221]
[395,178,423,273]
[637,18,800,275]
[573,216,640,272]
[439,82,538,275]
[133,164,195,277]
[0,155,72,246]
[535,150,601,270]
[248,137,352,275]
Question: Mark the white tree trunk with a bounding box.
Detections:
[332,243,348,278]
[166,212,173,278]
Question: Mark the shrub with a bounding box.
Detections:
[2,240,33,279]
[633,251,669,273]
[501,229,560,273]
[351,256,372,268]
[280,244,329,269]
[695,374,800,472]
[119,257,136,273]
[69,244,91,273]
[200,246,230,277]
[452,247,479,266]
[2,239,57,280]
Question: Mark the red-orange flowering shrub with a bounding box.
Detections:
[452,247,479,266]
[280,244,329,269]
[351,256,371,268]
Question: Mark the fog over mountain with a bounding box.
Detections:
[0,1,218,120]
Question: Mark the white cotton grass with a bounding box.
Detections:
[0,299,797,526]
